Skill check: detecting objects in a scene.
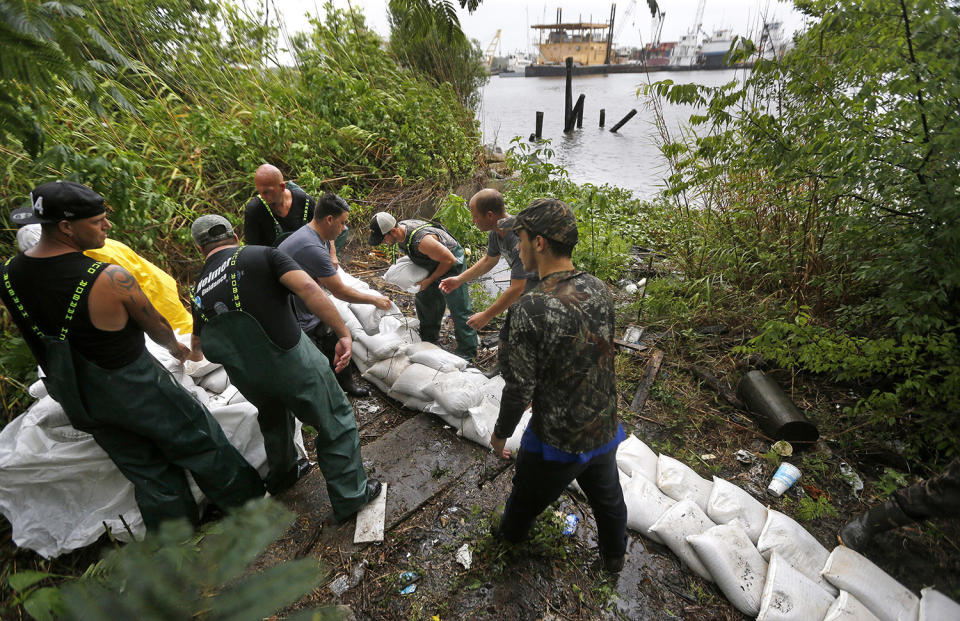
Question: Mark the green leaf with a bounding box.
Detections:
[8,570,56,592]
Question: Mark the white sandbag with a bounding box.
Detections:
[647,499,716,581]
[820,546,920,621]
[186,384,211,406]
[408,345,468,372]
[919,587,960,621]
[616,434,658,482]
[757,508,837,595]
[355,331,405,361]
[480,374,505,406]
[330,296,366,339]
[687,521,768,615]
[336,267,371,291]
[424,374,483,417]
[706,476,767,544]
[183,356,221,379]
[28,379,47,399]
[378,313,420,343]
[390,363,444,399]
[503,409,532,455]
[824,591,882,621]
[457,397,501,448]
[362,355,411,389]
[350,338,370,367]
[198,367,230,394]
[657,454,713,511]
[350,301,401,336]
[757,552,835,621]
[623,472,675,544]
[383,255,430,293]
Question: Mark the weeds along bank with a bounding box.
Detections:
[636,0,960,470]
[0,2,480,415]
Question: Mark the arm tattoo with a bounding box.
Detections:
[104,265,138,292]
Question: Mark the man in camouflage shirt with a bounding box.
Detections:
[490,198,627,573]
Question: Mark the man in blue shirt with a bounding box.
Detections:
[280,194,391,396]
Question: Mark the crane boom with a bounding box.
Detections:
[484,29,501,67]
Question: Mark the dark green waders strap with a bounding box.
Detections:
[259,194,311,248]
[2,257,104,424]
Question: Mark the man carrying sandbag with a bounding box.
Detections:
[189,215,381,519]
[367,212,478,360]
[2,181,265,530]
[279,194,391,397]
[488,198,628,573]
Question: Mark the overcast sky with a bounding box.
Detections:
[264,0,808,54]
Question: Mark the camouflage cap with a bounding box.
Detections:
[500,198,578,246]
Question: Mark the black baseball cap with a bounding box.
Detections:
[11,181,106,225]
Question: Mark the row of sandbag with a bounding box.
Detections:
[333,269,959,621]
[612,435,958,620]
[0,333,307,559]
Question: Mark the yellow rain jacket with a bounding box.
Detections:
[85,239,193,334]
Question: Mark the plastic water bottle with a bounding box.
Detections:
[562,513,579,536]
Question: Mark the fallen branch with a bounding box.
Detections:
[631,349,664,414]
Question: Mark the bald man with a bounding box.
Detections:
[244,164,317,248]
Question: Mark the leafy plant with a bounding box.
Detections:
[59,498,336,620]
[795,495,838,522]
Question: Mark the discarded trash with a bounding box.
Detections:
[735,450,756,464]
[562,513,579,536]
[456,543,472,569]
[623,282,638,294]
[838,462,864,496]
[400,570,418,584]
[700,453,717,461]
[329,559,368,596]
[771,440,793,457]
[622,325,644,344]
[738,370,819,443]
[399,584,417,595]
[767,462,802,497]
[329,575,350,596]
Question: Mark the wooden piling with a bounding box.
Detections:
[564,57,573,130]
[575,94,584,129]
[599,109,606,127]
[566,94,585,133]
[535,111,543,139]
[610,108,637,133]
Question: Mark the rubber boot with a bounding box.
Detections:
[317,329,370,398]
[839,498,914,552]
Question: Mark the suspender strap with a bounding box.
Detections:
[192,247,245,322]
[260,194,311,237]
[402,223,434,257]
[2,257,104,341]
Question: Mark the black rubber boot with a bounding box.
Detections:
[839,498,914,552]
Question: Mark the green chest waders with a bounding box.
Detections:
[194,250,367,518]
[1,259,264,530]
[410,244,478,360]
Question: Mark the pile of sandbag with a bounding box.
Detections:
[0,333,308,559]
[331,268,960,621]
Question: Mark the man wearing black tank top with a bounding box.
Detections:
[243,164,317,248]
[1,181,265,531]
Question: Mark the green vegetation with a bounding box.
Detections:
[5,499,337,620]
[0,0,482,417]
[639,0,960,467]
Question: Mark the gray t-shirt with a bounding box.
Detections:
[487,228,539,289]
[278,224,336,333]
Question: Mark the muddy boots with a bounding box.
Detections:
[839,498,914,552]
[317,329,370,398]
